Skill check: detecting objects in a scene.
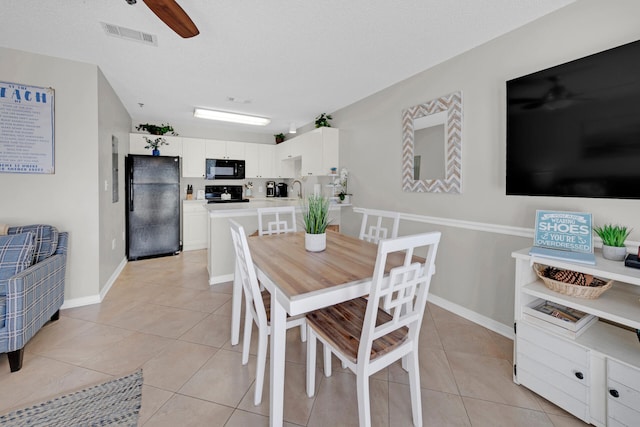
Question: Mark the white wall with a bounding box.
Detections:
[334,0,640,330]
[0,47,102,301]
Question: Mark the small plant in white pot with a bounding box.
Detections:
[593,224,631,261]
[303,195,331,252]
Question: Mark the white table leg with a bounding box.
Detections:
[231,261,242,346]
[270,289,286,427]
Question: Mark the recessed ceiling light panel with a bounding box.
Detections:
[193,108,271,126]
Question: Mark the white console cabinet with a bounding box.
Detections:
[513,248,640,426]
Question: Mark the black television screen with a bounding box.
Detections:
[506,39,640,199]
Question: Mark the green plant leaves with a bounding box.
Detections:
[303,195,331,234]
[592,224,631,247]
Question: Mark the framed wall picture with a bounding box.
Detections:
[0,81,55,174]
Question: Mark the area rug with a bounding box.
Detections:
[0,369,143,426]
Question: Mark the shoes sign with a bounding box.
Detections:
[529,210,595,265]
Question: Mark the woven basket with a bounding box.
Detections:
[533,264,613,299]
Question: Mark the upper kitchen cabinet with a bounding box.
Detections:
[291,127,339,176]
[205,139,246,160]
[245,143,275,178]
[182,137,206,177]
[130,133,183,157]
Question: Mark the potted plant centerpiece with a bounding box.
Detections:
[303,194,331,252]
[136,123,178,156]
[593,224,631,261]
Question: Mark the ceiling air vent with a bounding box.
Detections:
[101,22,157,46]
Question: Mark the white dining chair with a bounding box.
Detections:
[358,208,401,244]
[305,231,441,427]
[228,219,307,406]
[254,206,305,339]
[257,206,297,235]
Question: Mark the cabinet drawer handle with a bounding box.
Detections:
[574,372,584,380]
[609,389,620,398]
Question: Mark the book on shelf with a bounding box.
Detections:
[523,299,597,337]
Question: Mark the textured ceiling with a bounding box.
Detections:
[0,0,574,134]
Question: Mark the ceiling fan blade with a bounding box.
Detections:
[142,0,199,38]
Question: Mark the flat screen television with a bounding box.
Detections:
[506,39,640,199]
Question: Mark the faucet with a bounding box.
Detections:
[292,179,304,199]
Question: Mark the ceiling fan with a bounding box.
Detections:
[126,0,199,38]
[510,76,585,110]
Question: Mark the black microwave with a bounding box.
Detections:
[205,159,245,180]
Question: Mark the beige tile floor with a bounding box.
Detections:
[0,250,590,426]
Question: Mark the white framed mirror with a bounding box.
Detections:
[401,91,462,193]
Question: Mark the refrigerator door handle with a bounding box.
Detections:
[129,176,134,211]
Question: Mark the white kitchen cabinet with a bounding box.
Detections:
[275,142,296,178]
[182,201,208,251]
[299,130,324,176]
[276,136,302,161]
[276,159,296,179]
[274,127,339,177]
[512,248,640,426]
[298,127,339,176]
[205,139,246,160]
[245,143,275,178]
[129,134,183,156]
[182,137,206,177]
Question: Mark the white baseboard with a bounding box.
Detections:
[428,293,514,340]
[60,294,101,309]
[210,273,234,285]
[60,257,127,310]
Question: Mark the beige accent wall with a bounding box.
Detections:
[98,69,132,292]
[334,0,640,328]
[0,47,103,301]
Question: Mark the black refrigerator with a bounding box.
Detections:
[125,155,181,260]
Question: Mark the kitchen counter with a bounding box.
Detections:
[205,198,349,285]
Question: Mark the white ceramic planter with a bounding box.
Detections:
[305,232,326,252]
[602,245,627,261]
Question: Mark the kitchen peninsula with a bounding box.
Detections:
[205,199,347,285]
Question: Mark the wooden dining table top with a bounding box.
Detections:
[247,231,410,300]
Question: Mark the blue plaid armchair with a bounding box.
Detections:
[0,225,67,372]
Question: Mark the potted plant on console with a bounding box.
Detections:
[136,123,178,156]
[303,194,331,252]
[593,223,631,261]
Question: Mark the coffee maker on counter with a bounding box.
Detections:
[266,181,275,197]
[276,182,288,197]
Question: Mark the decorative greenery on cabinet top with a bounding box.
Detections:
[136,123,178,136]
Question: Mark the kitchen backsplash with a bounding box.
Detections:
[179,175,342,201]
